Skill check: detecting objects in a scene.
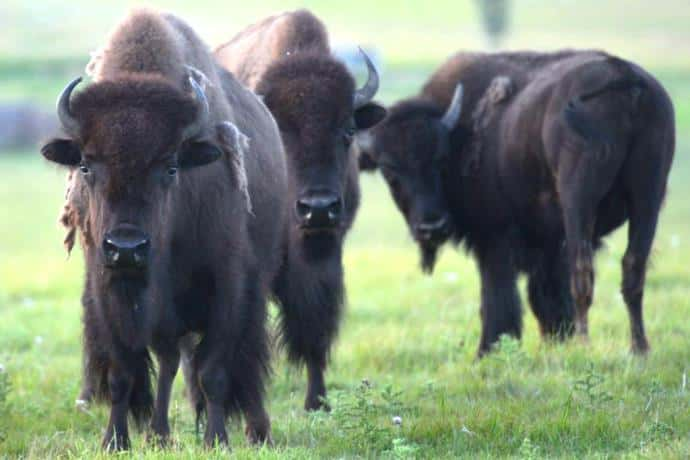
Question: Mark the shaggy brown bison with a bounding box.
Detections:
[357,50,674,356]
[215,10,386,411]
[44,9,287,449]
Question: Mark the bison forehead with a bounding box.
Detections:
[72,76,198,165]
[376,102,444,164]
[88,109,179,161]
[72,75,198,135]
[258,52,356,131]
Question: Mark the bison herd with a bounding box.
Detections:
[40,8,674,451]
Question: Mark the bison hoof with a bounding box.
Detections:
[204,430,229,449]
[146,429,171,448]
[304,396,330,412]
[75,398,91,412]
[245,424,273,446]
[632,337,650,355]
[102,434,130,452]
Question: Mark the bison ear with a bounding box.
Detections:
[354,102,387,131]
[41,139,81,166]
[178,141,223,169]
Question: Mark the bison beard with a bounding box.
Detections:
[420,241,440,274]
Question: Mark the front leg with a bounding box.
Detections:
[199,356,230,447]
[476,237,523,357]
[149,347,180,446]
[305,360,328,412]
[102,363,134,451]
[197,265,243,448]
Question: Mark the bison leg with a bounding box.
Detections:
[621,249,651,354]
[555,136,627,339]
[557,153,601,339]
[273,260,342,411]
[77,294,101,411]
[620,174,666,354]
[199,359,229,447]
[76,348,96,411]
[242,398,272,446]
[102,364,134,451]
[148,347,180,445]
[527,245,576,340]
[305,360,329,412]
[561,200,595,338]
[476,238,522,357]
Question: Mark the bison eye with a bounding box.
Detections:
[343,128,356,146]
[167,166,178,177]
[79,163,90,175]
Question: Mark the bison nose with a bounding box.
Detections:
[296,194,343,229]
[415,216,450,242]
[102,227,150,270]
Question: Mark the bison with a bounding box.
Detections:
[44,9,287,449]
[215,10,386,411]
[357,50,674,356]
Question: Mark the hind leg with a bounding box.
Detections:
[556,145,619,339]
[562,204,596,338]
[622,249,651,354]
[621,183,666,354]
[528,245,576,340]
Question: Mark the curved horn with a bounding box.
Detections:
[57,77,83,138]
[353,47,379,109]
[182,76,210,140]
[441,83,464,130]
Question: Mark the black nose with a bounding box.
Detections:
[296,194,343,229]
[102,226,150,269]
[414,216,450,242]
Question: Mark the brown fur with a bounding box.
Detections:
[361,49,674,356]
[47,8,287,449]
[214,10,385,411]
[215,9,329,89]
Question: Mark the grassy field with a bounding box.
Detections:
[1,1,690,458]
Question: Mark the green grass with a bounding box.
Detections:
[1,1,690,458]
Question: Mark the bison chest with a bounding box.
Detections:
[171,269,216,333]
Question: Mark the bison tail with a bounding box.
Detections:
[563,70,646,145]
[565,56,647,113]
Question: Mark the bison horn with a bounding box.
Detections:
[57,77,83,138]
[182,75,210,141]
[441,83,464,130]
[353,47,379,109]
